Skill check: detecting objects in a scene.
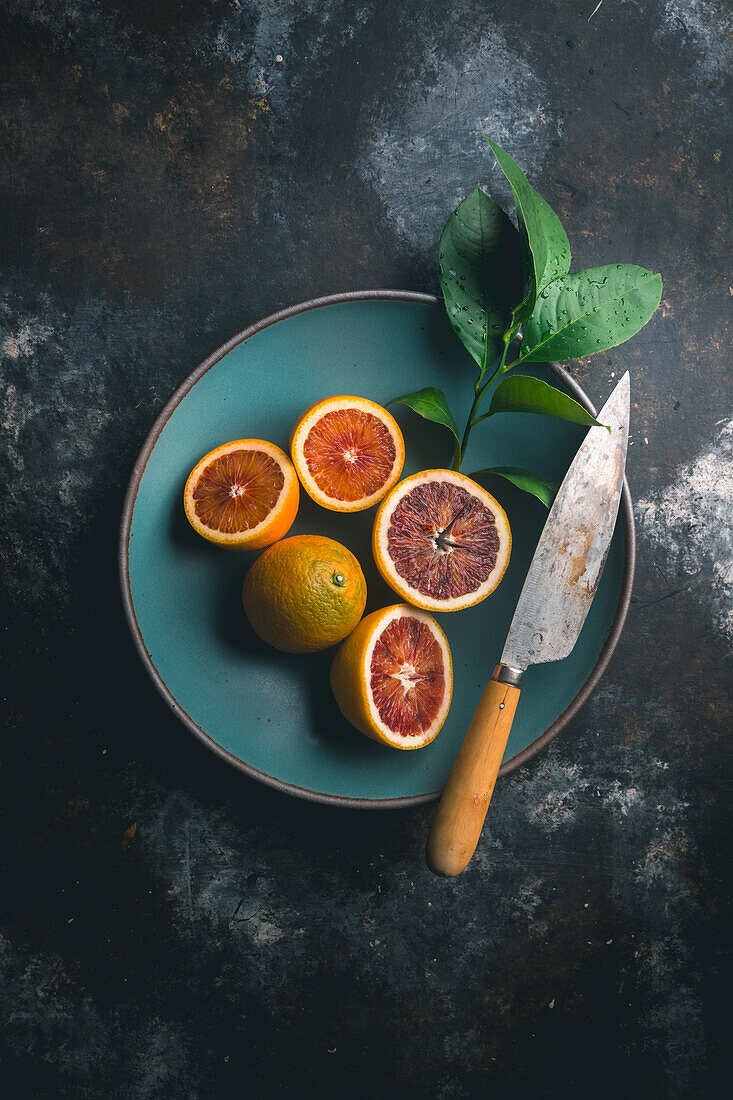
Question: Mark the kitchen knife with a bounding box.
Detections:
[426,371,630,877]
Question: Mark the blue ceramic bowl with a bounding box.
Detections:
[120,292,634,807]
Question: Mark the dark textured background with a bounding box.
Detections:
[1,2,731,1097]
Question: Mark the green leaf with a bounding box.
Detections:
[471,466,557,508]
[439,186,523,373]
[518,265,662,363]
[389,387,460,443]
[480,375,606,428]
[485,137,571,328]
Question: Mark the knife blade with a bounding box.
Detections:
[501,369,630,671]
[426,372,630,877]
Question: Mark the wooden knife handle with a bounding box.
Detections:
[426,676,521,878]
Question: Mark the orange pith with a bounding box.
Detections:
[192,449,284,534]
[291,396,405,512]
[303,408,396,503]
[184,439,299,549]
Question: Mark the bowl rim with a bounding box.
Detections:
[119,289,636,809]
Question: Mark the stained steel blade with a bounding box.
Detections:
[500,372,630,671]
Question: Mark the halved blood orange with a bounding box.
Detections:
[184,439,299,549]
[330,604,453,749]
[372,470,511,612]
[290,395,405,512]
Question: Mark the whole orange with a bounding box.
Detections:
[242,535,367,654]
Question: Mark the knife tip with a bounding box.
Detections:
[608,370,630,406]
[598,371,631,435]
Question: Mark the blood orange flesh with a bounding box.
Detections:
[388,480,499,600]
[373,470,511,612]
[192,448,284,534]
[330,604,452,748]
[184,438,299,549]
[291,396,405,512]
[370,614,446,737]
[303,408,396,502]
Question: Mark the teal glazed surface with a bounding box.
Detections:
[125,298,628,804]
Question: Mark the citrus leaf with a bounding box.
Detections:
[518,265,662,363]
[471,466,557,508]
[439,187,523,373]
[389,387,460,443]
[485,137,571,328]
[479,375,606,428]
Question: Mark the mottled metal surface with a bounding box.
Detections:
[1,2,731,1097]
[502,372,629,670]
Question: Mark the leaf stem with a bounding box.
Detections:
[455,386,482,469]
[454,331,515,469]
